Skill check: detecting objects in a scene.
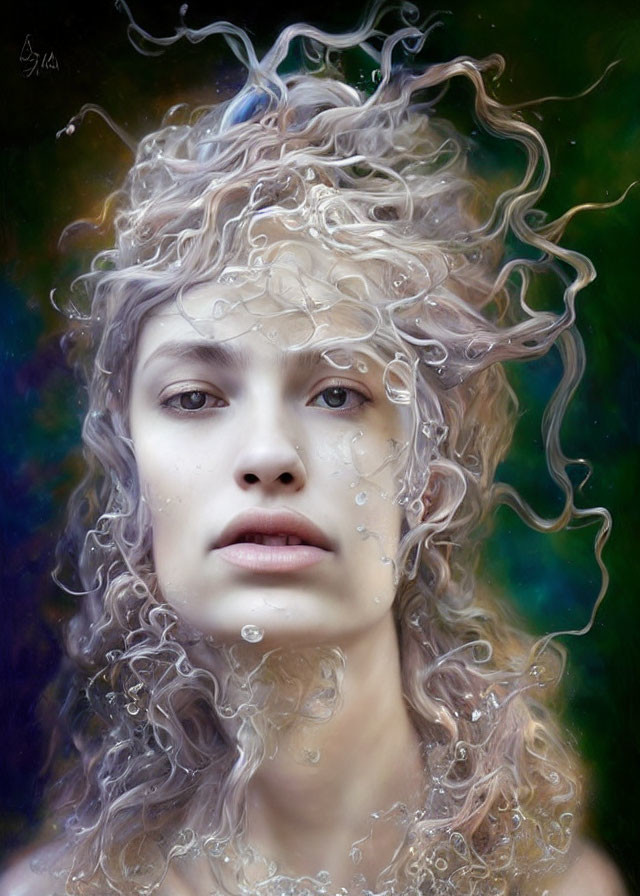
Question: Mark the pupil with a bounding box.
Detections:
[324,387,347,408]
[180,391,206,410]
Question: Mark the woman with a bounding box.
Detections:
[0,4,628,894]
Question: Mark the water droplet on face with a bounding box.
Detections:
[355,491,368,505]
[302,748,321,764]
[349,846,363,865]
[241,624,264,643]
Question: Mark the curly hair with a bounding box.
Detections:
[46,4,610,894]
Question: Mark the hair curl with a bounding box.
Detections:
[47,4,610,894]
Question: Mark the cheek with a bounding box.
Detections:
[308,428,404,570]
[133,438,205,557]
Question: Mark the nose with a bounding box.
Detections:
[233,414,306,493]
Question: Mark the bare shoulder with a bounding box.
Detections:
[549,841,628,896]
[0,844,67,896]
[0,844,202,896]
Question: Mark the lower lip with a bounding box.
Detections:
[216,544,330,572]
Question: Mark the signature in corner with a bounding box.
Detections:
[20,34,59,78]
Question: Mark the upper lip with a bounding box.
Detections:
[215,509,334,551]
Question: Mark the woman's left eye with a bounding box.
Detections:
[309,386,368,411]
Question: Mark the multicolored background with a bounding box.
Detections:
[1,0,639,889]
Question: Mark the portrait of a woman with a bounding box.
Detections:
[1,2,637,895]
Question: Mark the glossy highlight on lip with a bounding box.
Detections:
[216,542,330,572]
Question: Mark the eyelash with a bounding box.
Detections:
[161,389,226,413]
[160,382,370,415]
[307,384,369,413]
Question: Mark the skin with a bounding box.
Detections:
[128,287,409,647]
[0,270,628,895]
[128,287,426,888]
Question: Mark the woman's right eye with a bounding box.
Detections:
[162,390,226,412]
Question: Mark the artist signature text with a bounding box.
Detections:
[20,34,59,78]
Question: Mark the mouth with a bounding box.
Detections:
[232,533,307,546]
[214,509,333,572]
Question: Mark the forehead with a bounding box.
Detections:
[134,277,394,372]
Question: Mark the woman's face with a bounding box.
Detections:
[128,279,410,646]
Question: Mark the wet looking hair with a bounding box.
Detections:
[49,3,611,894]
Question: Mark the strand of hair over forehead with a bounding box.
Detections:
[50,5,617,895]
[107,0,612,636]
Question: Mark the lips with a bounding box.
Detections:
[214,509,333,572]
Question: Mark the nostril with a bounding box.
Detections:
[240,470,299,487]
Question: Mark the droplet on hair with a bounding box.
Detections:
[65,123,76,136]
[471,709,482,722]
[125,702,140,716]
[213,301,228,319]
[355,491,368,505]
[241,624,264,643]
[450,831,466,854]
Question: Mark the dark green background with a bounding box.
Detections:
[1,0,638,889]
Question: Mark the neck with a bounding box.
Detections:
[231,615,425,889]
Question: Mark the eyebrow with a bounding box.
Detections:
[142,339,384,373]
[141,339,250,372]
[139,338,343,375]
